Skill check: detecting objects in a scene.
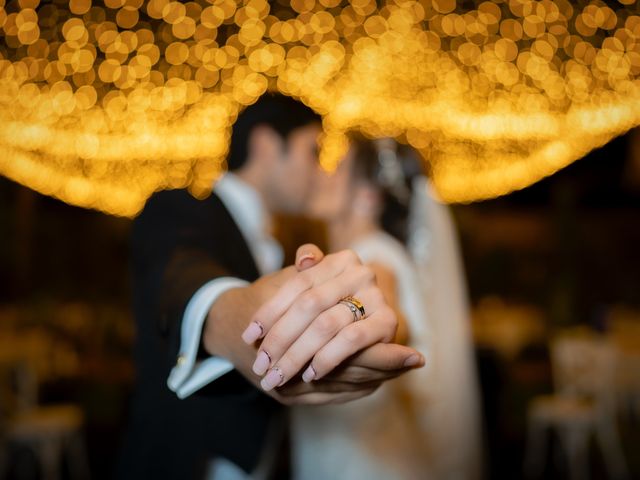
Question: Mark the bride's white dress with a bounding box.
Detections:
[291,182,482,480]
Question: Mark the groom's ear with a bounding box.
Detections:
[295,244,324,271]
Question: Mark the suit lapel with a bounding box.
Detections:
[206,192,261,282]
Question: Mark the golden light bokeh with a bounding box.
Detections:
[0,0,639,216]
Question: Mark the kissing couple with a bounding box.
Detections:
[117,93,479,480]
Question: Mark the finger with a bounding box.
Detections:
[276,377,382,396]
[275,387,379,406]
[258,303,355,388]
[242,250,361,344]
[323,364,413,383]
[256,281,384,389]
[302,307,399,382]
[254,265,376,377]
[249,249,360,337]
[348,343,425,371]
[295,244,324,271]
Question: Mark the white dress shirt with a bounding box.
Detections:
[167,173,283,399]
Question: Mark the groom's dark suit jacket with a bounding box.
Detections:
[117,189,280,479]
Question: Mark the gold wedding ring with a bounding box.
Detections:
[338,296,366,322]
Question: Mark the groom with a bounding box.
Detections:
[117,93,424,479]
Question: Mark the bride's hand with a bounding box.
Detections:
[241,244,400,391]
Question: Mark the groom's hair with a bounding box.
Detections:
[227,92,321,171]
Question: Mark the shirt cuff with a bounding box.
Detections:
[167,277,249,399]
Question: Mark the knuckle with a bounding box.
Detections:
[360,265,375,283]
[302,270,315,287]
[374,284,386,300]
[299,290,322,313]
[341,324,366,347]
[344,249,360,265]
[358,289,387,317]
[387,309,399,329]
[335,249,359,266]
[365,287,384,308]
[293,272,313,292]
[378,305,396,324]
[380,309,398,342]
[314,311,340,336]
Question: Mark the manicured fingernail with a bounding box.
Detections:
[252,350,271,375]
[301,365,316,383]
[403,354,424,367]
[298,252,315,269]
[242,321,263,344]
[261,367,284,391]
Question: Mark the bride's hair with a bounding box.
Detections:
[348,134,425,244]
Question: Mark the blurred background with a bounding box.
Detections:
[2,0,640,478]
[1,128,639,479]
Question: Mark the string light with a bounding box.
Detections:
[0,0,639,215]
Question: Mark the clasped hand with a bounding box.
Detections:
[204,244,424,405]
[246,244,424,405]
[244,244,405,389]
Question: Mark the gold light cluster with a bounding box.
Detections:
[0,0,639,215]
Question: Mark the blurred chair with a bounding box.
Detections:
[607,315,640,420]
[524,333,629,480]
[0,360,90,480]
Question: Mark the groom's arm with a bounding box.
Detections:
[132,189,250,396]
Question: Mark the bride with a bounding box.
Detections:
[291,135,482,480]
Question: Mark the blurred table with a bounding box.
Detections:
[472,297,547,360]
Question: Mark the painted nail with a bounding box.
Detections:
[298,252,315,269]
[301,365,316,383]
[403,354,424,367]
[252,350,271,375]
[242,321,264,344]
[261,367,284,391]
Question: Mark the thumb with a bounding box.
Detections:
[295,243,324,271]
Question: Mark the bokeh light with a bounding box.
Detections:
[0,0,639,216]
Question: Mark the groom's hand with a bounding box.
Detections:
[272,342,424,405]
